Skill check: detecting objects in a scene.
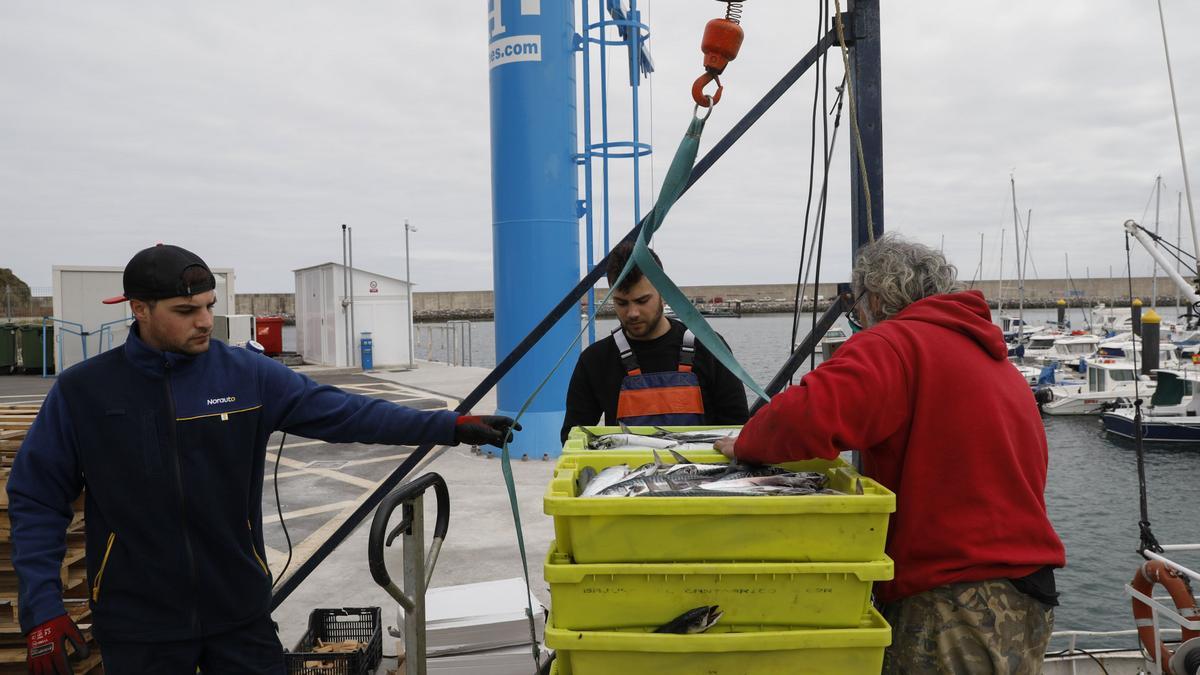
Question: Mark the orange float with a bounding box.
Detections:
[1130,559,1200,672]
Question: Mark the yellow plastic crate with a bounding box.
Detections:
[545,540,892,631]
[562,425,744,453]
[545,452,894,563]
[545,608,891,675]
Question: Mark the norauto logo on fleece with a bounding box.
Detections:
[206,396,237,406]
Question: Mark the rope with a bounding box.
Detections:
[833,0,875,242]
[1125,233,1162,558]
[808,2,834,372]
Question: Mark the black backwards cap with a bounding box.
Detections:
[102,244,216,304]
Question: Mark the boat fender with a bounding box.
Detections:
[1171,637,1200,675]
[1131,559,1200,672]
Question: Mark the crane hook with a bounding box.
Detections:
[691,1,745,108]
[692,73,723,108]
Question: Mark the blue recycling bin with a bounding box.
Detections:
[359,332,373,370]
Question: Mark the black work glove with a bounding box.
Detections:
[454,415,521,448]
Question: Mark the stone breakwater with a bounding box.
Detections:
[14,279,1162,324]
[415,297,1152,322]
[411,277,1176,321]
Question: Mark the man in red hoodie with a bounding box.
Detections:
[717,234,1065,674]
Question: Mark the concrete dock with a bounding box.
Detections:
[272,360,557,669]
[1,360,558,673]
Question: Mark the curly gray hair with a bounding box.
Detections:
[851,233,962,324]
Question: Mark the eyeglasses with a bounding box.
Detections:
[845,291,867,334]
[846,311,864,334]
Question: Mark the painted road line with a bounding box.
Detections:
[263,500,359,525]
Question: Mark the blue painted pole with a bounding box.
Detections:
[848,0,885,251]
[581,0,597,347]
[488,0,580,458]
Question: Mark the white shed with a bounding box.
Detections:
[293,263,411,368]
[51,265,236,370]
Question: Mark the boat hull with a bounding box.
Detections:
[1101,411,1200,442]
[1042,396,1113,416]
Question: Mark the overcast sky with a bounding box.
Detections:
[2,1,1198,293]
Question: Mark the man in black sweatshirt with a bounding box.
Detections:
[560,242,749,443]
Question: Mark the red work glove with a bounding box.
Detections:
[454,415,521,448]
[27,614,88,675]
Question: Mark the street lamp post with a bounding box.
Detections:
[405,220,417,369]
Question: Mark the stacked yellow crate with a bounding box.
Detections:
[541,426,897,675]
[0,404,103,674]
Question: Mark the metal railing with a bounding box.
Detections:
[40,317,85,378]
[417,321,474,367]
[26,316,135,377]
[1045,629,1161,675]
[1127,544,1200,673]
[1043,545,1200,674]
[97,317,135,353]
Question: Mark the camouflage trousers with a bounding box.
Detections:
[880,579,1054,675]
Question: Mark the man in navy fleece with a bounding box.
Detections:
[8,244,517,675]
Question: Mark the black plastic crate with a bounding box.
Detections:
[285,607,382,675]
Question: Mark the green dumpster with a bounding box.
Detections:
[0,324,17,373]
[19,325,54,374]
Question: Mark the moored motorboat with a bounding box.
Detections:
[1101,370,1200,442]
[1038,358,1151,416]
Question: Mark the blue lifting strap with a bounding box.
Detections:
[624,114,769,400]
[496,111,769,671]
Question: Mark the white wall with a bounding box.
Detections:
[294,263,410,368]
[295,265,339,367]
[51,266,235,370]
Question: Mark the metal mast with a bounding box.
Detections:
[1156,0,1198,277]
[1011,175,1024,345]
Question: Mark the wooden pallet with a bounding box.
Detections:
[0,403,102,673]
[0,497,85,540]
[0,408,32,452]
[0,648,103,674]
[0,600,90,649]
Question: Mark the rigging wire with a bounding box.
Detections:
[794,80,846,360]
[1140,177,1159,227]
[991,189,1012,303]
[809,5,833,372]
[1141,176,1166,281]
[1021,209,1042,282]
[788,0,829,354]
[1133,221,1198,267]
[968,233,983,289]
[1062,254,1091,330]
